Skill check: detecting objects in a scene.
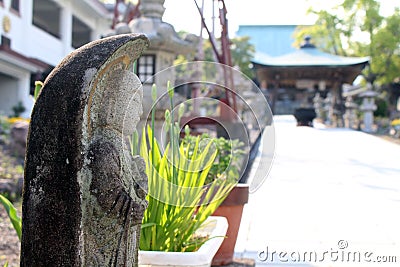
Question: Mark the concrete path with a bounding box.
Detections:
[235,115,400,266]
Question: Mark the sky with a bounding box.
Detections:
[103,0,399,37]
[161,0,399,37]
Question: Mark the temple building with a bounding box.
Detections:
[252,36,369,117]
[237,26,369,125]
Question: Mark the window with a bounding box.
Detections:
[72,16,91,48]
[11,0,19,12]
[1,35,11,48]
[135,55,155,83]
[32,0,61,39]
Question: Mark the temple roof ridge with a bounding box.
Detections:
[253,46,370,67]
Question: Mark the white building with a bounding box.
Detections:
[0,0,112,117]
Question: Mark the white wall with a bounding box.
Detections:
[0,60,34,117]
[1,0,111,66]
[0,74,19,116]
[0,0,111,117]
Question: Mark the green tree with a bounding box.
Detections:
[293,0,400,87]
[369,10,400,85]
[175,36,256,79]
[230,36,255,78]
[202,36,255,78]
[294,10,346,56]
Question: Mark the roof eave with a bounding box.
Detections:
[82,0,112,18]
[0,46,48,72]
[252,59,370,68]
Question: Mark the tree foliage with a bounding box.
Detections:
[293,0,400,86]
[174,36,256,79]
[202,37,255,78]
[230,36,256,78]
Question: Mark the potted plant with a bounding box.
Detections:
[139,216,229,267]
[133,83,236,266]
[211,184,249,265]
[208,138,248,266]
[210,128,269,266]
[181,131,249,266]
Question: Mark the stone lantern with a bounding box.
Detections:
[324,92,333,125]
[129,0,197,116]
[359,86,378,132]
[102,0,197,143]
[344,96,358,129]
[313,92,324,121]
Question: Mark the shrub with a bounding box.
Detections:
[135,83,235,252]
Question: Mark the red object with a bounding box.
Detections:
[194,0,237,114]
[212,184,249,265]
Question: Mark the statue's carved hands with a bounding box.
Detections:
[89,140,148,223]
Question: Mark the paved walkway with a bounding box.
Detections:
[235,115,400,266]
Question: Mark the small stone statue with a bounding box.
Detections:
[21,34,149,266]
[84,70,148,266]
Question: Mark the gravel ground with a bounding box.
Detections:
[0,204,21,267]
[0,140,23,267]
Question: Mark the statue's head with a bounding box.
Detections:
[96,70,143,135]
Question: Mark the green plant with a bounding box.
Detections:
[0,81,42,253]
[11,102,26,118]
[0,115,11,135]
[34,81,43,101]
[182,133,246,184]
[0,194,22,241]
[135,83,235,252]
[374,98,389,117]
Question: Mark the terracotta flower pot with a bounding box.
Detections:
[211,184,249,265]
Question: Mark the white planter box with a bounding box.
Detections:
[139,216,228,267]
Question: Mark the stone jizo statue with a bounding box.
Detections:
[21,34,149,267]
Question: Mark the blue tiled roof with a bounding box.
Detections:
[236,25,298,57]
[253,47,370,67]
[237,25,369,67]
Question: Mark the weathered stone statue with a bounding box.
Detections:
[21,34,149,266]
